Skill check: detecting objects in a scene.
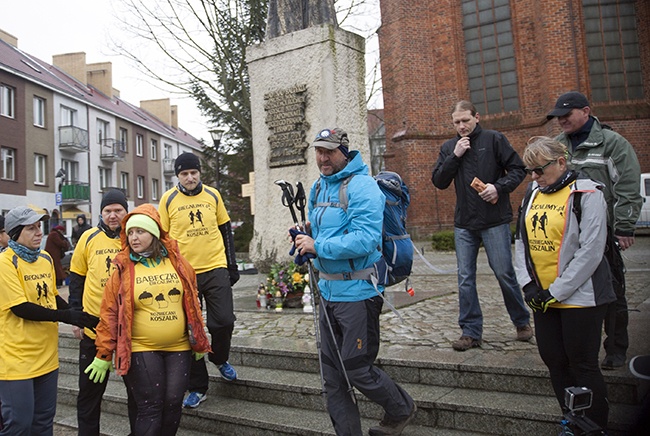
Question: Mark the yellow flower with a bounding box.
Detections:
[292,272,303,284]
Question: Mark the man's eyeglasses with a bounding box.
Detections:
[525,160,556,176]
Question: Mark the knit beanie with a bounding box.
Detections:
[101,189,129,213]
[174,153,201,176]
[125,214,160,239]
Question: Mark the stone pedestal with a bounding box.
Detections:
[247,25,369,268]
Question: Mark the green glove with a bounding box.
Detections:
[534,289,557,313]
[192,351,205,361]
[84,357,112,383]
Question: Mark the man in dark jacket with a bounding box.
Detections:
[432,100,531,351]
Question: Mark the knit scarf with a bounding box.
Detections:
[539,169,578,194]
[98,219,121,239]
[178,181,203,196]
[8,239,41,263]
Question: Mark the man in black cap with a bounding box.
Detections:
[159,152,240,409]
[548,91,642,369]
[68,189,133,435]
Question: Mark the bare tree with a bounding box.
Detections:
[109,0,381,248]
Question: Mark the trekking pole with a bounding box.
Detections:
[294,182,357,406]
[276,180,328,404]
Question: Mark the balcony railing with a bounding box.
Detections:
[59,126,90,152]
[163,158,175,175]
[101,139,126,162]
[60,182,90,203]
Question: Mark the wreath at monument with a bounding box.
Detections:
[264,262,308,308]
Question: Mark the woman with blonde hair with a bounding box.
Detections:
[85,204,210,435]
[515,136,615,430]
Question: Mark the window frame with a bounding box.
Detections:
[1,84,15,118]
[1,147,16,180]
[34,154,47,185]
[137,175,145,199]
[33,96,46,127]
[136,134,144,157]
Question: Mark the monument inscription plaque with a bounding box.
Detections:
[264,84,309,167]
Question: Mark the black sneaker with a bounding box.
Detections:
[368,403,417,436]
[601,354,626,370]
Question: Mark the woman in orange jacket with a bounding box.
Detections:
[85,204,210,435]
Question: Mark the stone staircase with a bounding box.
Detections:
[54,332,644,436]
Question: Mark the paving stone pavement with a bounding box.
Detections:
[230,236,650,357]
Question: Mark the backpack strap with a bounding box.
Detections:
[313,175,354,211]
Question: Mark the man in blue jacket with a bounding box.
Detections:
[432,100,531,351]
[294,128,416,436]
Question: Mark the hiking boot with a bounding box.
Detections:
[183,392,206,408]
[218,361,238,381]
[601,354,626,370]
[516,324,534,341]
[452,336,482,351]
[368,403,417,436]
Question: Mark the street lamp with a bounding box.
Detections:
[209,128,225,189]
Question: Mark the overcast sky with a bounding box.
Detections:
[0,0,382,143]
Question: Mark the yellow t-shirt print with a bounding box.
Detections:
[526,184,572,290]
[131,261,189,352]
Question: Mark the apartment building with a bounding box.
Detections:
[0,29,204,234]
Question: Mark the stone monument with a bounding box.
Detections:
[247,1,370,267]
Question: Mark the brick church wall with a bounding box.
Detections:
[378,0,650,238]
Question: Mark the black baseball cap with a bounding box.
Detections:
[547,92,590,119]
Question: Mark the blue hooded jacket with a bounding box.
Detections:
[309,151,385,302]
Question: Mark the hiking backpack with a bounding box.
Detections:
[314,171,413,287]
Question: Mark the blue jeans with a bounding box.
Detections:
[0,369,58,436]
[454,224,529,339]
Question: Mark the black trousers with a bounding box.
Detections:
[534,305,609,430]
[187,268,236,394]
[77,335,137,435]
[602,230,628,358]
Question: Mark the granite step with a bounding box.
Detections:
[58,333,643,406]
[57,333,643,435]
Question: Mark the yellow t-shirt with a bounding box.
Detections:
[525,185,572,288]
[69,228,121,338]
[159,185,230,273]
[525,184,582,308]
[0,248,60,380]
[131,259,190,352]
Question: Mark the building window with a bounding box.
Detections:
[151,178,159,201]
[164,144,173,159]
[165,180,174,192]
[34,96,46,127]
[99,167,112,190]
[462,0,519,114]
[120,128,128,152]
[121,172,129,196]
[62,159,79,182]
[583,0,643,102]
[34,154,47,185]
[60,106,76,126]
[1,84,15,118]
[136,135,144,157]
[97,119,109,144]
[137,176,145,199]
[150,139,158,161]
[1,147,16,180]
